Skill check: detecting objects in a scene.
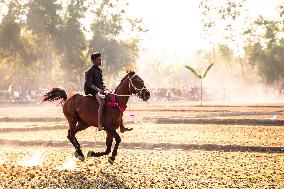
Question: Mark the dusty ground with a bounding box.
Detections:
[0,102,283,188]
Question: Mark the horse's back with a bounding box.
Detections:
[63,93,99,125]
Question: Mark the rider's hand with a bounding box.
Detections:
[97,88,103,93]
[103,89,110,94]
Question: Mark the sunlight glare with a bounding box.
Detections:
[0,157,5,165]
[18,151,43,167]
[57,156,77,171]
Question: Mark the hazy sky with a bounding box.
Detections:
[126,0,284,66]
[0,0,283,66]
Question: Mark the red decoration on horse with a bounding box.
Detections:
[106,93,127,112]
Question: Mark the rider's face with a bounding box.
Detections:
[94,57,102,66]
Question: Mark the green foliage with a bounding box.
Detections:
[185,63,214,105]
[0,0,144,90]
[218,44,233,63]
[199,0,247,79]
[244,8,284,85]
[245,41,284,84]
[185,66,202,79]
[203,63,214,78]
[26,0,62,37]
[199,0,247,44]
[54,0,87,83]
[185,64,214,79]
[0,5,27,59]
[88,0,142,81]
[0,2,36,89]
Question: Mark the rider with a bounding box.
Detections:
[84,52,133,133]
[84,52,106,131]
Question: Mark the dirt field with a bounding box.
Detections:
[0,102,283,188]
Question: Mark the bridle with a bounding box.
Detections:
[128,74,147,97]
[107,74,148,112]
[114,74,146,98]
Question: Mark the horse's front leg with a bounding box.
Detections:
[104,126,121,165]
[87,132,113,158]
[120,117,133,133]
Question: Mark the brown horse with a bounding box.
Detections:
[43,71,150,164]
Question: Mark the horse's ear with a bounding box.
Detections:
[126,67,135,75]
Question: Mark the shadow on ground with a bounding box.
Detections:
[0,139,283,153]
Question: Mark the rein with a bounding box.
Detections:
[106,74,146,112]
[112,74,145,97]
[114,94,132,97]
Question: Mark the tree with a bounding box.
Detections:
[185,63,214,105]
[199,0,248,79]
[26,0,64,85]
[88,0,145,85]
[199,0,218,64]
[0,0,145,92]
[244,10,284,85]
[55,0,87,83]
[0,1,34,89]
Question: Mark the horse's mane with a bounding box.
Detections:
[115,70,135,91]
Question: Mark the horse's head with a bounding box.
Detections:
[127,71,150,101]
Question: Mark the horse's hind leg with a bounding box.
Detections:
[73,121,88,147]
[87,132,113,157]
[67,128,81,149]
[67,120,84,161]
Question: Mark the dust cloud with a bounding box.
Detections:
[1,48,282,105]
[136,53,283,104]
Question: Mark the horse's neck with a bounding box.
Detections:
[115,80,130,108]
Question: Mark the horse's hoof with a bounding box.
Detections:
[79,156,85,161]
[87,151,93,157]
[108,157,114,165]
[120,127,133,133]
[87,151,100,157]
[74,151,85,162]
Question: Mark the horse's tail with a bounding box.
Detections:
[43,87,67,105]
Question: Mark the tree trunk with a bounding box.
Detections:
[200,79,203,106]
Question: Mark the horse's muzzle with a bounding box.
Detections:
[142,89,150,101]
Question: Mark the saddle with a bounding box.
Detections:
[105,93,126,112]
[86,92,126,112]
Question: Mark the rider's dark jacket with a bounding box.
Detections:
[84,65,105,95]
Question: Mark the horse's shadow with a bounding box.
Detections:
[0,139,283,154]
